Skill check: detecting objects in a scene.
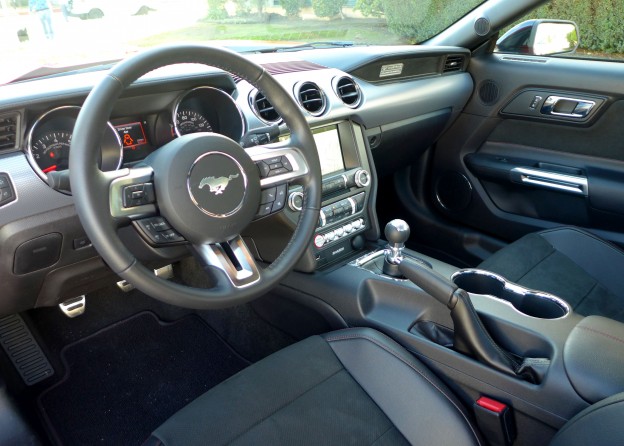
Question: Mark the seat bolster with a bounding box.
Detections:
[323,328,483,446]
[549,393,624,446]
[539,227,624,298]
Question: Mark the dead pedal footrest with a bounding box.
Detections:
[0,314,54,385]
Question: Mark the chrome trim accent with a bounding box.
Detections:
[347,196,357,214]
[331,75,363,109]
[451,269,571,320]
[173,86,246,140]
[293,81,328,117]
[26,105,122,184]
[511,167,588,196]
[186,151,248,218]
[246,144,309,187]
[288,191,304,211]
[248,88,283,125]
[341,173,348,188]
[195,236,260,288]
[540,95,595,118]
[319,210,327,227]
[109,166,156,219]
[58,295,86,318]
[354,169,371,188]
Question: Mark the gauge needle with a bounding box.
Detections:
[43,165,57,174]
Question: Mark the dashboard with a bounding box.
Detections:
[0,45,473,315]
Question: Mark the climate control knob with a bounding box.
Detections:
[354,169,371,188]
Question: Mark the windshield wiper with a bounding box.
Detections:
[253,41,356,53]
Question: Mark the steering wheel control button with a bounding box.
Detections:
[188,152,247,218]
[134,218,186,245]
[72,236,92,250]
[122,183,155,208]
[256,161,270,178]
[280,156,293,171]
[260,187,277,204]
[256,203,273,219]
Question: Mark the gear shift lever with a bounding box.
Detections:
[383,219,410,277]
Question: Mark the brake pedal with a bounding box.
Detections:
[58,295,86,318]
[117,264,174,292]
[0,314,54,385]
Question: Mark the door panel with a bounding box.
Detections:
[424,53,624,264]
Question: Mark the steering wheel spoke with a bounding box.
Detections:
[192,236,261,289]
[107,166,157,220]
[246,141,309,188]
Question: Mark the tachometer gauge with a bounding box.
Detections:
[30,131,72,174]
[26,106,123,186]
[175,109,212,135]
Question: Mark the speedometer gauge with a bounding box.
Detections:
[175,109,212,135]
[30,131,72,174]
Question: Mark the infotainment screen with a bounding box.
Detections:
[312,125,345,176]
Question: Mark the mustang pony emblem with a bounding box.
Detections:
[198,174,240,195]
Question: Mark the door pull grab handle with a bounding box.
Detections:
[540,95,595,118]
[510,167,588,196]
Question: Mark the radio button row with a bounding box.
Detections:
[314,219,365,249]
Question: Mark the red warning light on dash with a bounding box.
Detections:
[115,122,147,150]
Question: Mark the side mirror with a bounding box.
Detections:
[496,19,579,56]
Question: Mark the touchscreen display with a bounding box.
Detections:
[312,125,344,176]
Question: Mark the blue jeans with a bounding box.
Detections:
[37,9,54,39]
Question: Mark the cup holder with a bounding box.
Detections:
[451,269,570,320]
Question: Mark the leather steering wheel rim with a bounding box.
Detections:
[69,44,322,309]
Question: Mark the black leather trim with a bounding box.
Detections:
[323,328,483,446]
[563,316,624,403]
[550,392,624,446]
[539,227,624,299]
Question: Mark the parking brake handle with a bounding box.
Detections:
[399,257,548,384]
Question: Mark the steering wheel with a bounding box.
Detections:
[69,44,322,309]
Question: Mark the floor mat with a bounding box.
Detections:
[38,312,249,446]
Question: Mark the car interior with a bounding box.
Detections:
[2,0,624,444]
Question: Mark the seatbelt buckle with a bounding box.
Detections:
[473,396,516,446]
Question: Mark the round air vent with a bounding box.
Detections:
[478,80,500,106]
[333,76,362,108]
[250,90,281,124]
[295,82,326,116]
[474,17,491,36]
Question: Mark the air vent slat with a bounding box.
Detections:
[0,114,19,152]
[443,55,465,73]
[296,82,326,116]
[334,77,362,108]
[251,91,281,124]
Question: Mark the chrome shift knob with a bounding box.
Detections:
[384,219,410,265]
[385,219,410,247]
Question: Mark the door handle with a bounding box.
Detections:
[510,167,588,196]
[541,96,595,118]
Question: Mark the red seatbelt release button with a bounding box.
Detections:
[473,396,516,446]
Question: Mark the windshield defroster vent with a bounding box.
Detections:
[443,55,465,73]
[295,82,326,116]
[251,90,281,124]
[334,76,362,108]
[0,113,19,152]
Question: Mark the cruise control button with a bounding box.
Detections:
[151,218,171,232]
[265,156,282,165]
[256,161,270,178]
[268,167,289,177]
[260,187,277,204]
[161,229,185,242]
[256,203,273,218]
[280,156,293,171]
[0,187,12,203]
[0,175,9,189]
[268,162,283,170]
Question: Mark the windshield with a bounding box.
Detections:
[1,0,485,84]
